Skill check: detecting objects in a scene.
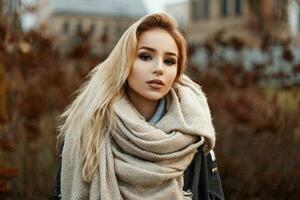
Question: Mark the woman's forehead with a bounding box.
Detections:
[137,29,178,55]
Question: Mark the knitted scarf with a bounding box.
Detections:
[61,75,216,200]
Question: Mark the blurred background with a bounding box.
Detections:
[0,0,299,199]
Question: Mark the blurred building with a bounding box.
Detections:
[188,0,252,44]
[165,1,190,28]
[166,0,300,47]
[35,0,147,55]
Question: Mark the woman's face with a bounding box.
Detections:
[127,28,179,102]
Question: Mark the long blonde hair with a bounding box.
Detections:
[57,12,188,182]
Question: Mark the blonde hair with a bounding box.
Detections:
[57,12,188,181]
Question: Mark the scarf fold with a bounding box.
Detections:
[61,75,216,200]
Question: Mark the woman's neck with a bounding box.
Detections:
[126,89,159,121]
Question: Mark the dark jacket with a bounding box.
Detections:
[54,143,224,200]
[183,145,225,200]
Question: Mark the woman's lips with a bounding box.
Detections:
[146,79,165,89]
[147,83,163,89]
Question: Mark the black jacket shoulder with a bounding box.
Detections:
[183,145,225,200]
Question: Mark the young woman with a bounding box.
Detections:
[54,13,224,200]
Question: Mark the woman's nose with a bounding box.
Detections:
[153,58,164,75]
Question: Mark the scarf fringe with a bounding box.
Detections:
[182,189,193,200]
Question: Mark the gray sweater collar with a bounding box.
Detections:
[147,97,166,125]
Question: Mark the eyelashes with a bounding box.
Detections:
[138,53,152,61]
[164,59,176,65]
[138,53,177,66]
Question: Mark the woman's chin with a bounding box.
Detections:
[141,90,168,101]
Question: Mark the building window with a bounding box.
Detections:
[191,0,210,20]
[191,0,198,20]
[62,21,69,33]
[203,0,210,19]
[9,0,13,11]
[220,0,228,17]
[279,0,286,19]
[235,0,242,16]
[76,22,82,33]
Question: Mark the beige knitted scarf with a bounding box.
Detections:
[61,75,216,200]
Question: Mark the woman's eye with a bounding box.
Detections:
[138,54,152,61]
[164,59,176,66]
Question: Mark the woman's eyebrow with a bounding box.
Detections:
[138,46,178,57]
